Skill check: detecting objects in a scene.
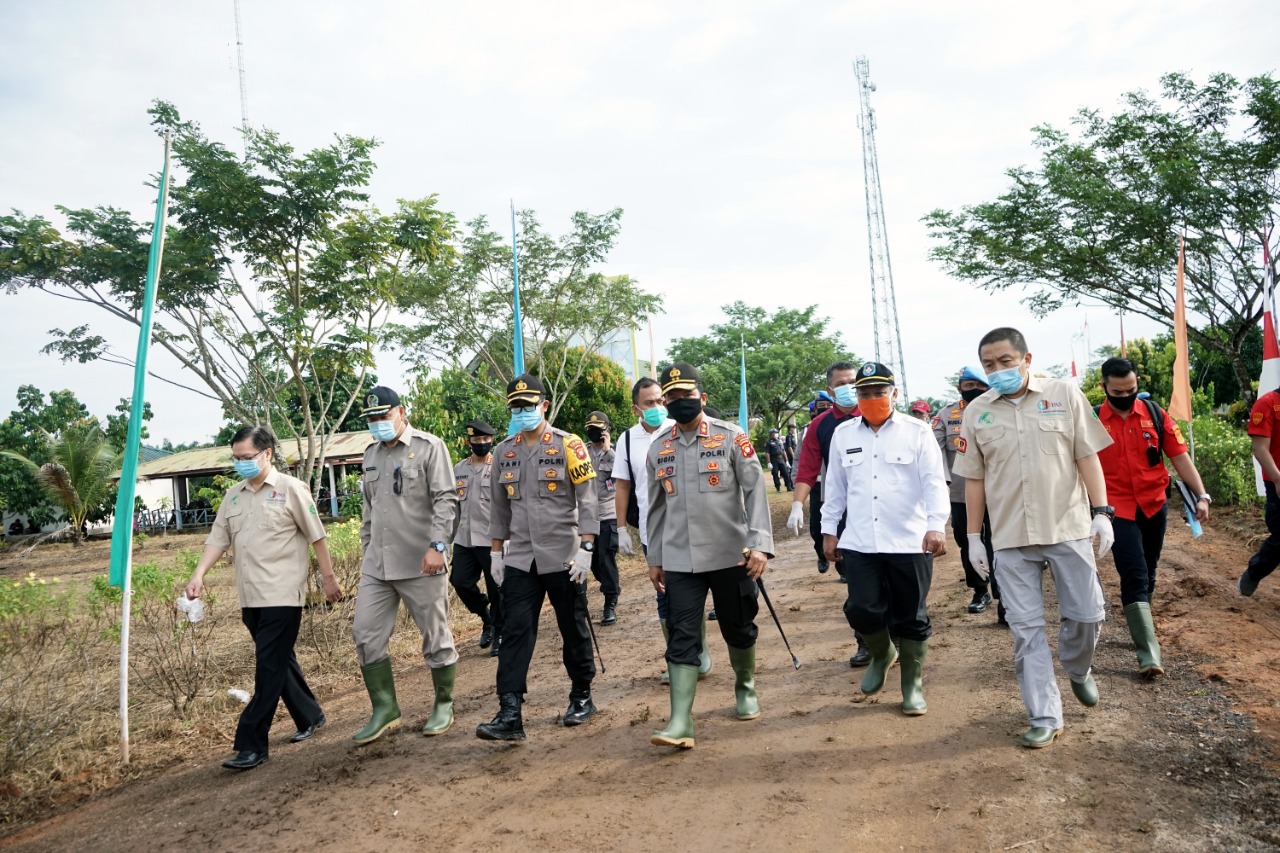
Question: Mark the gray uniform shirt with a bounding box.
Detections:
[452,454,494,548]
[645,416,775,573]
[932,398,969,503]
[587,442,617,527]
[488,424,599,573]
[360,426,459,581]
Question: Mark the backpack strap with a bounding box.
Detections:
[1143,398,1166,458]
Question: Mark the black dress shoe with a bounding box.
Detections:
[479,623,494,649]
[967,591,992,614]
[489,633,502,657]
[817,558,829,574]
[288,714,326,743]
[849,643,872,668]
[708,608,718,622]
[222,750,269,770]
[563,687,596,727]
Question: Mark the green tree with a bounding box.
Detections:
[0,386,92,527]
[403,365,511,463]
[0,101,456,495]
[667,302,857,429]
[105,397,154,451]
[1,423,120,545]
[392,210,662,423]
[543,347,631,439]
[925,72,1280,403]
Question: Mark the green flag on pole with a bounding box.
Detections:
[108,133,173,587]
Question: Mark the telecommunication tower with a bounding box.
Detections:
[234,0,250,143]
[853,56,908,399]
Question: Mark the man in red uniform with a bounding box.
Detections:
[1096,358,1210,676]
[1242,381,1280,596]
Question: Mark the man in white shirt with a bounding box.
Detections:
[614,376,712,680]
[822,362,949,717]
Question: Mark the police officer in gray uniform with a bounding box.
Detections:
[476,374,600,742]
[647,363,774,750]
[451,420,503,654]
[584,411,622,626]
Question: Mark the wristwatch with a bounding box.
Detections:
[1089,505,1116,519]
[581,541,595,553]
[1197,493,1212,504]
[430,541,447,553]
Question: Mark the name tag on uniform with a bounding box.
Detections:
[846,447,863,454]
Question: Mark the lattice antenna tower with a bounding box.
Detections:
[234,0,250,149]
[854,56,908,400]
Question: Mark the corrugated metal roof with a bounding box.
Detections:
[139,445,173,463]
[126,431,376,480]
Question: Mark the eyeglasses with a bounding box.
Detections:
[393,464,403,496]
[232,448,266,462]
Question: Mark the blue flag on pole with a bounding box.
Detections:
[511,201,525,376]
[108,135,172,587]
[738,337,749,429]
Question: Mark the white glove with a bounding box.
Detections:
[489,551,505,587]
[1090,514,1114,559]
[617,528,635,557]
[967,534,990,582]
[569,546,593,582]
[786,500,805,536]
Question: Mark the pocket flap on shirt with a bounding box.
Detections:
[887,451,912,465]
[1038,419,1066,433]
[841,450,866,466]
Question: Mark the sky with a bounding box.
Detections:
[1,0,1274,445]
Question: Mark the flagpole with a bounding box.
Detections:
[108,130,173,764]
[738,334,749,429]
[647,318,657,379]
[511,201,525,376]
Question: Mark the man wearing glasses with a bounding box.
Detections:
[351,386,460,744]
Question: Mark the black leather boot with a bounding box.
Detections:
[476,692,525,741]
[563,684,596,726]
[489,631,502,657]
[479,620,494,649]
[600,594,618,626]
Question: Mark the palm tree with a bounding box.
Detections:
[1,423,121,546]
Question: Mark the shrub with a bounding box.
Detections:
[1181,415,1258,507]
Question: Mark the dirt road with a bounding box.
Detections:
[4,498,1280,852]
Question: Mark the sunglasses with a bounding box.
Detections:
[393,464,403,496]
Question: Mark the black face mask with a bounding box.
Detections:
[1107,394,1138,412]
[586,427,607,443]
[667,397,703,425]
[470,442,492,458]
[960,388,987,404]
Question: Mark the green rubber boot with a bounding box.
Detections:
[727,645,760,720]
[352,657,402,745]
[1123,602,1164,678]
[422,663,456,736]
[860,629,898,695]
[651,663,698,749]
[660,619,671,685]
[698,613,714,680]
[898,638,928,716]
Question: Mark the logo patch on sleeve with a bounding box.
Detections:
[956,437,967,453]
[734,433,756,459]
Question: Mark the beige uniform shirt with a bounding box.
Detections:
[952,376,1112,551]
[206,469,326,608]
[360,427,459,581]
[452,454,494,549]
[646,416,775,573]
[488,424,599,573]
[932,398,969,503]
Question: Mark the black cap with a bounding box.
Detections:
[465,420,495,438]
[360,386,401,417]
[659,362,700,393]
[585,411,611,428]
[853,361,895,387]
[506,374,545,406]
[769,428,779,434]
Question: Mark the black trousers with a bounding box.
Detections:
[1247,481,1280,584]
[810,482,847,575]
[495,561,595,695]
[451,544,503,631]
[664,566,759,666]
[770,458,793,490]
[841,550,933,642]
[950,501,998,597]
[1112,504,1169,606]
[591,518,621,596]
[233,606,322,755]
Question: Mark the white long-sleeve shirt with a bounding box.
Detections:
[821,413,950,554]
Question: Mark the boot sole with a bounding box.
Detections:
[422,716,454,737]
[1021,728,1063,749]
[352,717,401,746]
[902,706,927,716]
[1139,665,1165,678]
[476,728,526,742]
[650,733,695,749]
[737,710,761,721]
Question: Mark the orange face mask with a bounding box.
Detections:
[859,395,894,425]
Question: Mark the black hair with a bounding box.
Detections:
[826,361,858,383]
[978,327,1028,357]
[632,376,660,404]
[231,425,277,454]
[1100,357,1137,382]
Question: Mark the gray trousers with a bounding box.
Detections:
[352,573,459,669]
[996,539,1105,729]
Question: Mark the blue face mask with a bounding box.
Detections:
[642,405,667,428]
[369,419,399,442]
[509,405,544,434]
[233,454,263,479]
[832,383,857,409]
[986,365,1027,396]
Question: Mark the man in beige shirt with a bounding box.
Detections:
[351,386,461,745]
[186,426,340,771]
[953,328,1115,749]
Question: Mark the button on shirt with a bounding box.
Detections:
[1097,401,1189,520]
[452,454,494,548]
[207,469,327,608]
[612,419,673,547]
[821,414,950,554]
[952,376,1112,551]
[360,427,459,580]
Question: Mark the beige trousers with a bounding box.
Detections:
[352,573,459,669]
